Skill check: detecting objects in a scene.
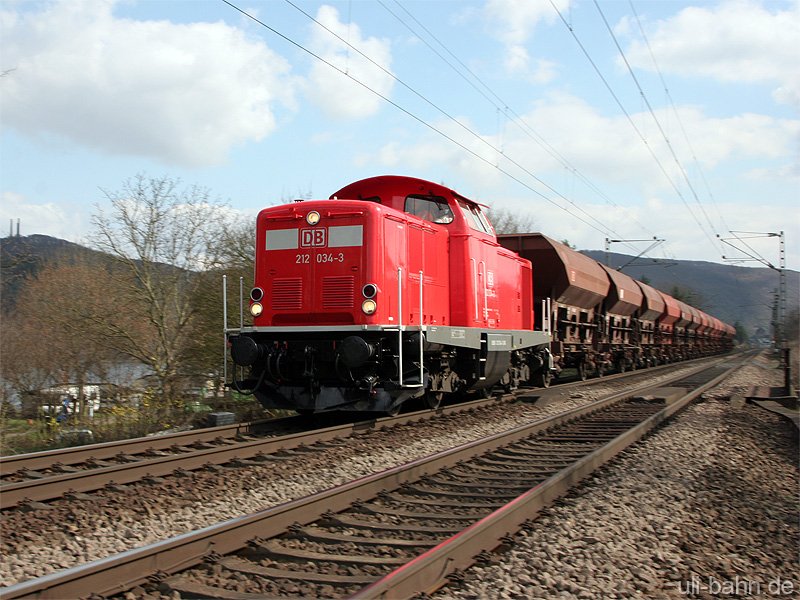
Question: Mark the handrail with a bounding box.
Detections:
[480,261,488,321]
[398,267,403,385]
[470,258,478,321]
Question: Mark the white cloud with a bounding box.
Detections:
[522,98,798,187]
[305,5,394,120]
[623,0,800,108]
[483,0,571,76]
[491,193,800,268]
[504,44,530,74]
[0,0,296,166]
[367,92,798,192]
[484,0,566,45]
[359,117,509,190]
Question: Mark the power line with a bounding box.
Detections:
[627,0,732,235]
[549,0,720,258]
[222,0,619,237]
[593,1,723,255]
[283,0,633,240]
[382,0,661,247]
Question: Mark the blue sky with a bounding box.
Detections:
[1,0,798,269]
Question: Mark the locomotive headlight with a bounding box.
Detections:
[362,283,378,298]
[361,299,377,315]
[306,211,321,225]
[250,302,264,317]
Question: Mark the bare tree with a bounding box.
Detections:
[214,215,256,274]
[91,175,226,411]
[485,205,537,234]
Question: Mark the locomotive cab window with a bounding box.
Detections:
[405,195,454,224]
[458,201,494,234]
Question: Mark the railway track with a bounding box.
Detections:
[0,356,726,510]
[0,352,752,599]
[0,394,514,510]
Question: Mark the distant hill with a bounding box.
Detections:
[2,234,796,337]
[0,234,111,314]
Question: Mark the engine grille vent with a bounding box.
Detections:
[322,276,354,308]
[272,278,303,310]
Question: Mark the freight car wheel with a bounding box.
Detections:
[577,362,588,381]
[425,391,443,410]
[596,364,605,378]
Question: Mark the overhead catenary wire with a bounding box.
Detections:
[380,0,661,250]
[222,0,614,235]
[548,0,721,259]
[626,2,747,299]
[593,1,724,257]
[259,0,644,241]
[627,0,732,236]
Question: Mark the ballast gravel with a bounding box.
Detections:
[435,353,799,599]
[1,355,796,596]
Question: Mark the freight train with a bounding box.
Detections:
[227,175,734,414]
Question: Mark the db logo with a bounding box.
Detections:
[300,228,327,247]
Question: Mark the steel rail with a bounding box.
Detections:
[0,418,272,473]
[0,352,723,476]
[0,355,727,510]
[0,354,732,510]
[353,353,753,598]
[0,355,747,600]
[0,393,516,509]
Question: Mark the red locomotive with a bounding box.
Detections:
[227,175,734,413]
[228,175,551,414]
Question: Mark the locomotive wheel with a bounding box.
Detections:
[538,370,552,388]
[596,364,605,378]
[618,361,627,373]
[385,404,401,417]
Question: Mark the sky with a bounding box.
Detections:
[1,0,798,270]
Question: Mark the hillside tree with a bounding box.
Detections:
[0,252,118,418]
[669,284,709,311]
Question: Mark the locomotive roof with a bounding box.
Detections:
[330,175,487,208]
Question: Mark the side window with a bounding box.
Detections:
[458,201,493,234]
[405,195,454,224]
[459,202,479,229]
[474,206,495,234]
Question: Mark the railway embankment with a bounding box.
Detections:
[436,352,798,599]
